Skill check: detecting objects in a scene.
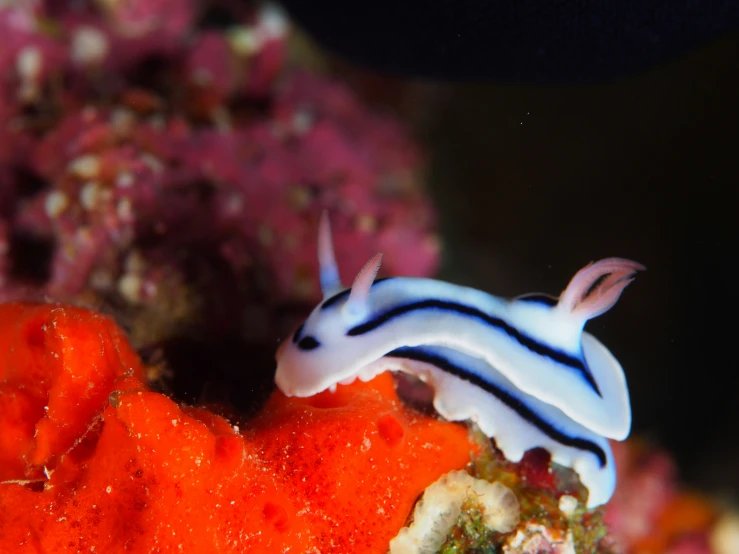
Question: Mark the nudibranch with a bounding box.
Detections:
[275,213,643,507]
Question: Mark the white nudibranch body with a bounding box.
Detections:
[274,213,644,508]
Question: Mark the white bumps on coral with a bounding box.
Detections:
[503,523,577,554]
[388,470,520,554]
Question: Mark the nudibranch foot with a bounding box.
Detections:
[382,345,616,508]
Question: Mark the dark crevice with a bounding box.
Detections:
[154,337,277,419]
[8,230,54,285]
[13,166,48,199]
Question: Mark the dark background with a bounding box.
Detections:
[281,2,739,500]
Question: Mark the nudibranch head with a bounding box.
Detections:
[275,245,390,396]
[275,291,361,396]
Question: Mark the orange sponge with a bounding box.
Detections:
[0,302,145,480]
[0,303,476,553]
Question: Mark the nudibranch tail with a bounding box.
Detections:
[558,258,645,320]
[318,210,343,297]
[381,345,616,507]
[344,253,383,320]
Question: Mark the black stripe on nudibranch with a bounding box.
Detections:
[292,323,305,343]
[297,336,321,350]
[347,299,602,396]
[388,346,608,468]
[515,293,559,307]
[320,277,394,310]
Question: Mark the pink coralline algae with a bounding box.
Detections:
[605,441,679,547]
[603,441,723,554]
[0,0,439,349]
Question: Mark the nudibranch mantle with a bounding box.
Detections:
[274,213,643,507]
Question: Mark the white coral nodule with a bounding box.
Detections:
[388,470,520,554]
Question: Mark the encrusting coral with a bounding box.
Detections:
[389,470,520,554]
